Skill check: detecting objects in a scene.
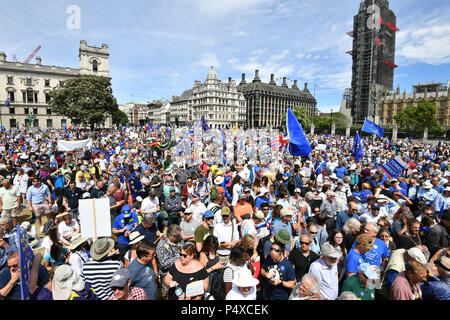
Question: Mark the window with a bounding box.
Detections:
[92,60,98,72]
[33,107,38,114]
[45,79,50,86]
[59,80,64,87]
[7,76,13,85]
[27,89,33,103]
[34,92,38,103]
[46,108,51,115]
[9,119,16,128]
[22,91,26,103]
[9,107,15,114]
[46,119,53,128]
[8,92,15,102]
[26,78,32,86]
[45,93,50,103]
[24,107,29,114]
[61,119,67,127]
[33,119,39,128]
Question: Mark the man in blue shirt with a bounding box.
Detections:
[361,222,390,269]
[272,208,294,252]
[26,177,52,227]
[112,205,139,261]
[133,212,159,244]
[255,188,270,210]
[421,255,450,300]
[127,241,158,300]
[417,181,439,206]
[335,200,359,230]
[333,162,348,180]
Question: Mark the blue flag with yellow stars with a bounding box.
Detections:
[17,225,34,300]
[128,171,144,200]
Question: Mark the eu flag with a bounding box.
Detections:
[17,225,34,300]
[352,131,363,163]
[201,116,210,132]
[362,119,384,137]
[286,108,311,156]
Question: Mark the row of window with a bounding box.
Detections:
[5,90,51,104]
[5,107,52,115]
[9,118,66,128]
[7,76,64,87]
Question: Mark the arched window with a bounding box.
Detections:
[92,60,98,72]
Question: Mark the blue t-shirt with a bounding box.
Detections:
[262,255,295,300]
[127,259,157,300]
[255,196,269,210]
[351,238,389,267]
[333,166,348,179]
[113,212,139,245]
[346,248,365,277]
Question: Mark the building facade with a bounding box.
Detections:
[237,70,316,128]
[0,40,111,129]
[169,67,246,128]
[378,82,450,128]
[349,0,397,125]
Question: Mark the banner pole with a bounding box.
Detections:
[92,199,98,241]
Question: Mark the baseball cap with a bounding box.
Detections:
[280,208,293,217]
[169,187,176,192]
[110,268,130,288]
[203,210,214,219]
[294,188,301,194]
[239,193,246,200]
[121,205,132,218]
[320,242,342,259]
[371,203,381,210]
[221,206,231,216]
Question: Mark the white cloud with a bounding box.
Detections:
[270,49,290,61]
[194,52,221,68]
[193,0,273,15]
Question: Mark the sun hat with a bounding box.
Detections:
[280,208,293,217]
[21,221,31,230]
[52,265,85,300]
[214,176,224,185]
[406,247,428,266]
[358,262,378,280]
[232,268,259,288]
[70,234,88,251]
[128,231,145,245]
[422,180,433,189]
[110,268,130,288]
[320,242,342,259]
[376,194,389,202]
[90,238,115,261]
[253,210,265,220]
[274,229,291,245]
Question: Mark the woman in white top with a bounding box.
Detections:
[225,268,259,300]
[223,246,254,295]
[13,168,28,206]
[68,234,90,276]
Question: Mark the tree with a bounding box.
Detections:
[281,106,312,128]
[394,101,443,133]
[112,109,129,126]
[311,112,349,130]
[48,75,119,129]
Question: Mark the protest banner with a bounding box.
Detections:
[185,280,204,298]
[17,225,34,300]
[382,156,409,178]
[57,138,92,151]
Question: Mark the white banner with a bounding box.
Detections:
[57,138,92,151]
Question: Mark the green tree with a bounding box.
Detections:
[112,109,129,126]
[49,75,119,129]
[312,112,349,129]
[394,101,442,132]
[281,106,312,128]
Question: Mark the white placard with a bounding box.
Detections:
[79,198,111,240]
[316,144,327,151]
[185,280,204,298]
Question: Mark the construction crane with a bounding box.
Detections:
[23,45,41,64]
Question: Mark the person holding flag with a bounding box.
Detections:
[352,131,363,163]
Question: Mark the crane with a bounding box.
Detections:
[23,45,41,64]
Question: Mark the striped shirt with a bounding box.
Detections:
[81,260,121,300]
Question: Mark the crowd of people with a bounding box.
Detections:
[0,126,449,301]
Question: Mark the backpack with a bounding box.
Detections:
[42,218,56,235]
[256,235,272,265]
[209,266,232,300]
[210,186,218,203]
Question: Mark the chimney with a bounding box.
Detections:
[0,51,6,62]
[228,77,232,83]
[292,80,299,90]
[253,69,261,83]
[35,56,41,65]
[269,74,276,85]
[304,82,309,91]
[240,73,247,85]
[282,77,288,88]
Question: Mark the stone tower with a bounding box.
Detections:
[79,40,110,77]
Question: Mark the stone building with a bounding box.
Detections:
[169,67,246,128]
[378,82,450,128]
[237,70,316,128]
[0,40,111,129]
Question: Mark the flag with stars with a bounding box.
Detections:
[17,225,34,300]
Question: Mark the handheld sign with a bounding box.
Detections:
[79,198,112,240]
[185,280,204,298]
[382,156,409,178]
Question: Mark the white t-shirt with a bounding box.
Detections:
[190,202,207,222]
[141,196,159,214]
[58,220,79,239]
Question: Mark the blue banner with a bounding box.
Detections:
[286,108,311,156]
[382,156,408,178]
[17,225,34,300]
[362,119,384,137]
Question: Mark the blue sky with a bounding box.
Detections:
[1,0,449,113]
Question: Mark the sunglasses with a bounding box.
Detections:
[309,231,317,234]
[300,241,311,245]
[262,208,270,211]
[7,264,19,269]
[270,247,282,253]
[111,285,126,291]
[206,217,214,220]
[180,253,189,258]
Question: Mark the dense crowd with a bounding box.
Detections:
[0,126,449,301]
